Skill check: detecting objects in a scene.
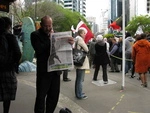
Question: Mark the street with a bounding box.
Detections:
[0,68,150,113]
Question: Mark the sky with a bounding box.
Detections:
[86,0,109,24]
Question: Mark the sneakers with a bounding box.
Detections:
[104,81,108,84]
[77,95,88,100]
[63,78,71,82]
[81,95,88,99]
[131,74,135,78]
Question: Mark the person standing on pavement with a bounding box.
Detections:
[109,38,120,72]
[92,35,110,84]
[74,29,89,99]
[132,33,150,87]
[88,38,96,68]
[63,70,71,82]
[30,15,74,113]
[125,32,135,75]
[0,17,21,113]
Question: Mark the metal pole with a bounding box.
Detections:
[121,0,125,90]
[35,0,37,21]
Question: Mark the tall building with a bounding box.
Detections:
[77,0,86,16]
[51,0,64,6]
[24,0,86,17]
[109,0,129,25]
[63,0,77,11]
[63,0,86,16]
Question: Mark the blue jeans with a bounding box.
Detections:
[125,52,132,74]
[75,69,85,98]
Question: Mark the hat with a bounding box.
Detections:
[96,35,103,41]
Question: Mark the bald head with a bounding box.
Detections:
[40,15,53,35]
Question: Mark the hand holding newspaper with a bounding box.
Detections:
[47,31,74,72]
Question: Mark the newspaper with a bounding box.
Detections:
[47,31,74,72]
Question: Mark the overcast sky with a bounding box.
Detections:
[86,0,109,24]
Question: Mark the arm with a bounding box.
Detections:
[30,31,50,55]
[132,46,136,63]
[110,44,118,55]
[77,37,89,52]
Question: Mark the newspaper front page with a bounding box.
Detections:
[47,31,74,72]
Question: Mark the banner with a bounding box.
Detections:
[75,21,94,43]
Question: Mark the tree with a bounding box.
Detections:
[1,0,90,32]
[23,1,89,32]
[126,15,150,35]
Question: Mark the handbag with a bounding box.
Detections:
[73,40,87,66]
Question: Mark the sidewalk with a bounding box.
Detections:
[0,69,150,113]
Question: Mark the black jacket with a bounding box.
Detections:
[0,33,21,72]
[31,28,61,74]
[93,42,110,65]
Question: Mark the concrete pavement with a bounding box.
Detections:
[0,68,150,113]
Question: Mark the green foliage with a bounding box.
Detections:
[126,15,150,35]
[103,34,114,38]
[10,1,90,32]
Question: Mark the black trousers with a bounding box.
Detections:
[63,70,68,80]
[34,72,60,113]
[93,64,108,81]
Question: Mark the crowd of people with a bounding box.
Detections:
[1,15,150,113]
[88,31,150,89]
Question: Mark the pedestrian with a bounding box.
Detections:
[109,38,120,72]
[88,38,96,68]
[63,70,71,82]
[0,17,21,113]
[125,32,135,75]
[132,33,150,87]
[30,15,74,113]
[74,28,89,99]
[92,35,110,84]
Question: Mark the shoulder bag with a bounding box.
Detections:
[73,40,87,66]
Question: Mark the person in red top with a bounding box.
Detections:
[132,33,150,87]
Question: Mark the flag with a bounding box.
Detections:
[115,16,122,27]
[75,21,94,44]
[71,25,76,34]
[135,26,143,35]
[108,16,122,30]
[108,21,121,30]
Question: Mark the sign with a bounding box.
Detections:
[0,1,9,12]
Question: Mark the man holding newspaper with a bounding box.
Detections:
[30,15,74,113]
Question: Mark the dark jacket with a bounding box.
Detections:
[93,41,110,65]
[31,28,61,74]
[0,33,21,72]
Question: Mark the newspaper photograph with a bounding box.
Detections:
[47,31,74,72]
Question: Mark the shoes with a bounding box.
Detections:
[131,75,135,78]
[115,70,120,72]
[144,82,148,87]
[141,83,148,87]
[63,78,71,82]
[93,79,97,81]
[77,95,88,100]
[104,81,108,84]
[109,70,114,72]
